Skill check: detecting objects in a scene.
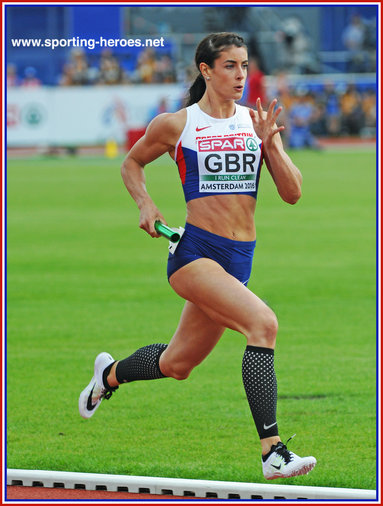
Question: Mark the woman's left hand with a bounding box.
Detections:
[249,98,285,148]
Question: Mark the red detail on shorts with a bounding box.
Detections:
[176,141,187,185]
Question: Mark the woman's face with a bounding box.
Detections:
[205,45,248,101]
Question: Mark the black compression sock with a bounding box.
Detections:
[242,345,279,440]
[115,343,168,383]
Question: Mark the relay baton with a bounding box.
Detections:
[155,221,181,243]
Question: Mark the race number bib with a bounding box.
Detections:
[197,135,259,193]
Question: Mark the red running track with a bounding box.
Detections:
[7,485,207,501]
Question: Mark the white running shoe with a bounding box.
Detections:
[262,439,317,480]
[79,352,117,419]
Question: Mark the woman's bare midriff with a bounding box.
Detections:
[185,194,257,241]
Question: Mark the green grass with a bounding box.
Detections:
[6,147,377,490]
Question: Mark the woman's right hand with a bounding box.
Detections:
[139,199,167,238]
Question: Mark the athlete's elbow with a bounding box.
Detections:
[289,188,302,204]
[281,186,301,205]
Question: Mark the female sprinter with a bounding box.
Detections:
[79,32,316,480]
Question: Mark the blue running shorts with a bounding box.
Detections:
[167,222,256,286]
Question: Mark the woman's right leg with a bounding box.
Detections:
[166,257,317,481]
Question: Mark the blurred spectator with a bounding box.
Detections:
[59,62,75,86]
[339,84,364,135]
[98,49,125,85]
[277,17,319,74]
[322,82,341,136]
[363,17,376,72]
[287,90,320,149]
[245,58,267,107]
[7,63,20,87]
[136,48,156,83]
[342,13,368,73]
[273,71,294,110]
[21,66,41,87]
[153,54,176,83]
[309,99,327,137]
[269,70,294,141]
[360,88,376,136]
[132,48,177,84]
[66,48,92,85]
[342,14,365,50]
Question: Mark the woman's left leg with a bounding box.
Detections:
[105,300,225,384]
[158,300,226,379]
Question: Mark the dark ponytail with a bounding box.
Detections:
[186,73,206,107]
[185,32,246,107]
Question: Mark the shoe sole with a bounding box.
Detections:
[265,461,317,480]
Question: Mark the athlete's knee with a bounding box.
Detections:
[247,306,278,347]
[160,359,192,381]
[265,309,278,339]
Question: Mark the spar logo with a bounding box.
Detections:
[198,136,259,153]
[246,137,258,151]
[198,136,247,152]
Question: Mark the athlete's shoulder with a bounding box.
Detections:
[143,109,187,149]
[147,109,187,139]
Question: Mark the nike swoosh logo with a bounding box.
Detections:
[196,126,211,131]
[263,421,277,430]
[271,464,281,470]
[86,384,97,411]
